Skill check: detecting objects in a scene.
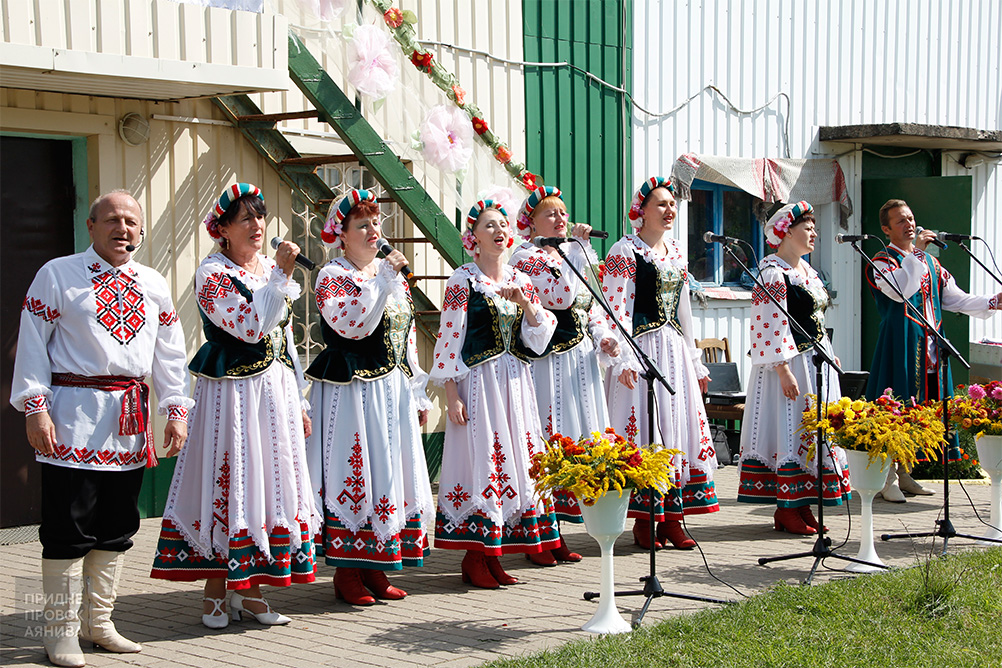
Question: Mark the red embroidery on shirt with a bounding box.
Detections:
[159,309,178,326]
[92,270,146,345]
[23,297,61,323]
[442,283,468,311]
[197,272,237,315]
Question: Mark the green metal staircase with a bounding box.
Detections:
[212,31,464,335]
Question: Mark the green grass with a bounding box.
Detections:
[485,548,1002,668]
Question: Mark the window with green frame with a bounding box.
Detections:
[686,180,762,286]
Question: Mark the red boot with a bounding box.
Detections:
[334,567,376,606]
[360,569,407,600]
[551,537,582,563]
[525,550,558,567]
[460,551,499,589]
[632,518,663,550]
[797,505,827,533]
[774,508,817,535]
[485,556,518,585]
[657,520,696,550]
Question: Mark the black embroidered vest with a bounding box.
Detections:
[785,277,828,352]
[305,298,414,384]
[460,282,534,367]
[631,252,683,337]
[189,275,294,379]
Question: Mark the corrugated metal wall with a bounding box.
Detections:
[522,0,632,251]
[632,0,1002,382]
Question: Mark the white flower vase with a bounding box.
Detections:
[975,435,1002,544]
[579,491,633,634]
[844,450,891,573]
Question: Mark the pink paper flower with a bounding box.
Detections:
[420,104,474,173]
[347,24,399,100]
[383,7,403,28]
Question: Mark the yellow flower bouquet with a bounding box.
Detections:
[529,429,680,506]
[801,391,945,471]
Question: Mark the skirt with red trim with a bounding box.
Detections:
[316,512,428,571]
[434,506,561,555]
[626,471,719,521]
[150,519,316,590]
[737,457,851,507]
[552,489,583,523]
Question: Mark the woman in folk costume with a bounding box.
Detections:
[508,186,621,565]
[431,200,559,588]
[735,202,850,534]
[151,183,321,629]
[304,190,434,606]
[602,176,719,551]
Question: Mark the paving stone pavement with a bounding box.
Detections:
[2,466,997,668]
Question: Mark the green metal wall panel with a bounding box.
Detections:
[523,1,632,257]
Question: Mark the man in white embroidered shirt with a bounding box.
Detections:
[11,190,192,668]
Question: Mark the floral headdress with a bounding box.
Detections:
[322,189,376,249]
[464,199,510,257]
[627,176,674,229]
[203,183,263,241]
[516,186,562,239]
[764,201,813,249]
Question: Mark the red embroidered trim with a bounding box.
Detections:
[989,295,999,311]
[514,255,550,277]
[24,395,48,416]
[22,296,60,323]
[442,283,468,311]
[167,405,188,423]
[42,443,146,467]
[159,309,179,326]
[338,434,366,514]
[482,432,516,506]
[604,254,636,279]
[92,271,146,345]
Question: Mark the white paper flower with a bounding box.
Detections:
[419,105,474,174]
[295,0,348,21]
[477,186,519,224]
[346,24,399,100]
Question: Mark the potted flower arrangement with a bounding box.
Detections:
[529,429,679,634]
[948,381,1002,541]
[530,429,679,505]
[801,390,945,472]
[801,391,945,571]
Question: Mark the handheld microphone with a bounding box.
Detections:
[532,236,569,249]
[702,231,741,244]
[936,231,979,244]
[835,233,871,244]
[916,227,947,250]
[270,237,317,270]
[376,238,415,283]
[584,230,610,239]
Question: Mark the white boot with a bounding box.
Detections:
[896,463,936,496]
[40,557,85,668]
[78,551,141,653]
[877,465,907,503]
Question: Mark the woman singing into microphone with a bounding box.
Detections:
[431,199,559,589]
[305,189,434,606]
[509,186,620,565]
[602,176,719,550]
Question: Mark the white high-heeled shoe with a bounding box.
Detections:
[202,597,229,629]
[229,591,290,625]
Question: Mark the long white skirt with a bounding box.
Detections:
[437,354,545,530]
[307,369,434,543]
[606,324,717,488]
[739,340,846,472]
[163,364,320,560]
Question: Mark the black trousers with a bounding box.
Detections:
[39,463,145,559]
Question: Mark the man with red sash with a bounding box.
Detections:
[865,198,1001,503]
[11,190,192,667]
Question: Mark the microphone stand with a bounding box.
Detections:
[548,240,730,624]
[952,240,1002,288]
[844,242,998,554]
[714,243,878,582]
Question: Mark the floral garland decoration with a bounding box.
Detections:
[369,0,541,192]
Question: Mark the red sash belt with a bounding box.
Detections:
[51,373,157,468]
